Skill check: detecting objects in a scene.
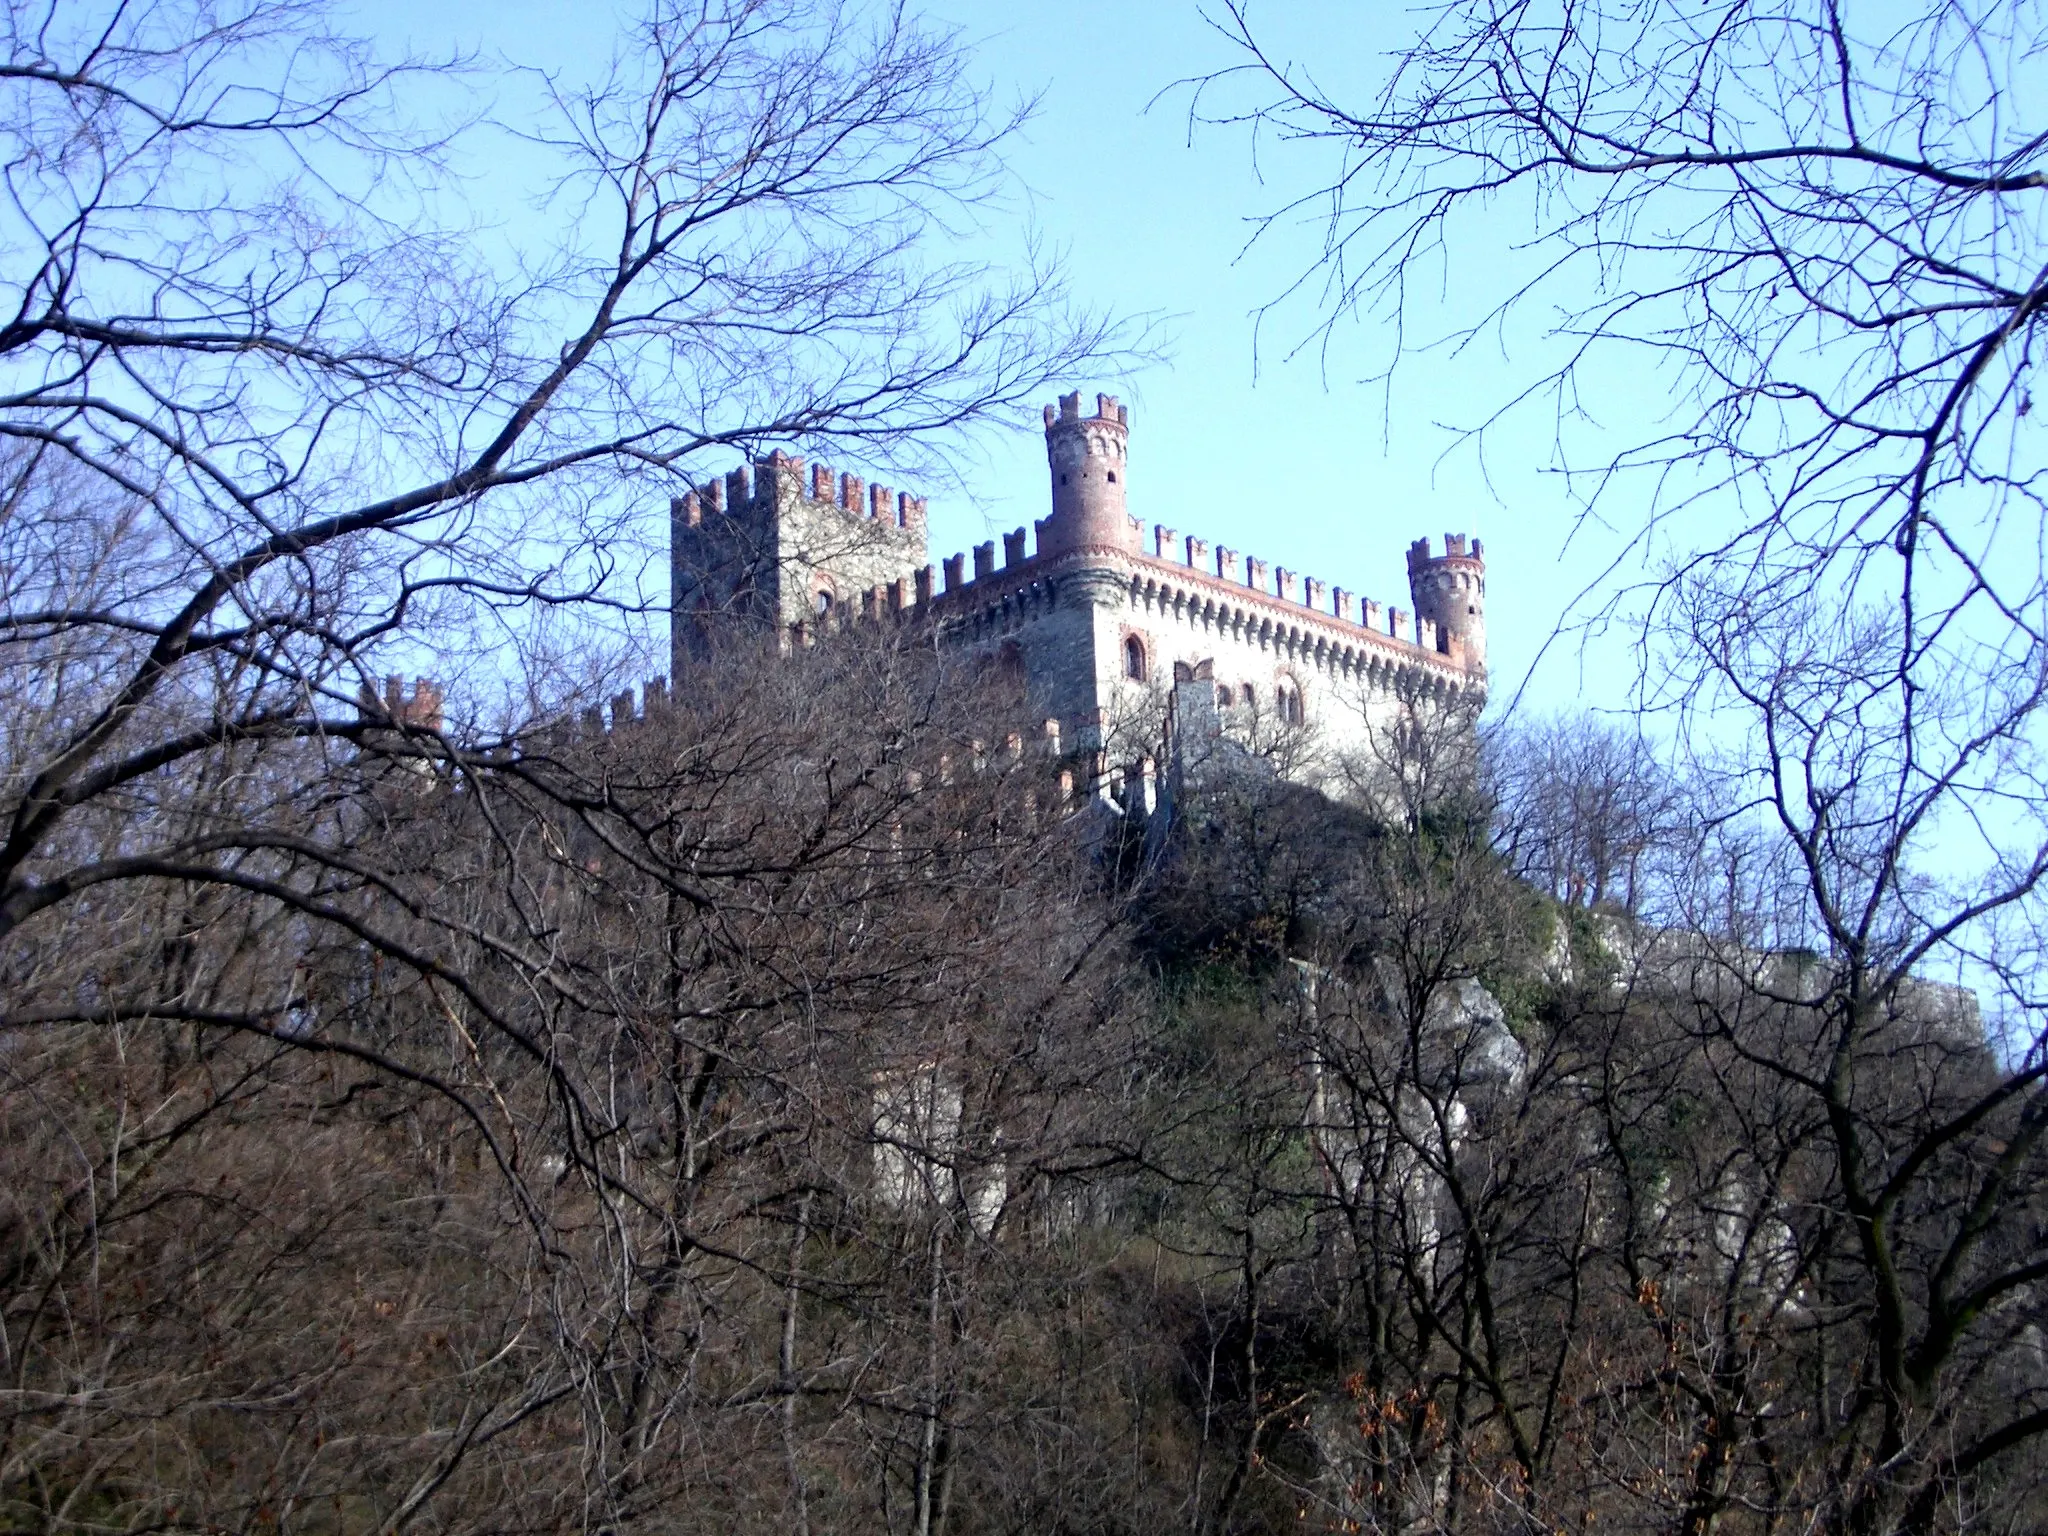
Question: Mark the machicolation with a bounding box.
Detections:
[672,388,1487,778]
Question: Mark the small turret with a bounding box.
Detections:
[1407,533,1486,669]
[1039,390,1135,557]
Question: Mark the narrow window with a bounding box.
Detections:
[1106,471,1117,483]
[1123,635,1146,681]
[816,590,834,615]
[1217,684,1234,707]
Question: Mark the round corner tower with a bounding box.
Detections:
[1407,533,1487,669]
[1040,390,1135,558]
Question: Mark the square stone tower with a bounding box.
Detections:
[671,451,927,665]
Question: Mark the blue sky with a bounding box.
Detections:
[349,0,1655,718]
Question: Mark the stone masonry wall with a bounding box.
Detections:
[901,523,1482,759]
[670,395,1486,771]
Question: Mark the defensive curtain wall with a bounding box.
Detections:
[670,391,1486,775]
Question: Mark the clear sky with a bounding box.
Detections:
[347,0,1653,718]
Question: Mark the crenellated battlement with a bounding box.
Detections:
[671,449,929,535]
[673,385,1488,776]
[358,674,445,731]
[771,516,1483,717]
[785,512,1477,674]
[1040,389,1134,558]
[563,674,1171,823]
[1408,532,1484,570]
[672,391,1480,674]
[1044,389,1129,431]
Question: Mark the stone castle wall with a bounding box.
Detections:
[670,391,1487,768]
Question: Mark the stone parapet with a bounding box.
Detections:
[1118,553,1478,694]
[801,535,1480,696]
[677,386,1488,733]
[1127,524,1483,675]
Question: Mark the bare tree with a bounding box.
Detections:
[0,0,1124,951]
[0,614,1176,1533]
[1489,712,1680,915]
[1186,0,2045,674]
[1184,0,2048,962]
[0,3,1151,1529]
[1188,10,2048,1527]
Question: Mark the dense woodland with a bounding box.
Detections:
[1,0,2044,1531]
[0,623,2039,1535]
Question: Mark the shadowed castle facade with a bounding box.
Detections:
[671,390,1486,770]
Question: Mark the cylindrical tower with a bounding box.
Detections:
[1407,533,1487,669]
[1039,390,1136,557]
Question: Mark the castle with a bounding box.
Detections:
[671,390,1486,774]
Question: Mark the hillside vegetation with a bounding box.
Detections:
[0,634,2038,1536]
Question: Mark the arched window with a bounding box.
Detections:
[1217,684,1234,707]
[1276,681,1305,726]
[1123,635,1147,681]
[815,589,834,616]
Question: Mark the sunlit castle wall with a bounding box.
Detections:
[949,390,1490,763]
[669,389,1488,771]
